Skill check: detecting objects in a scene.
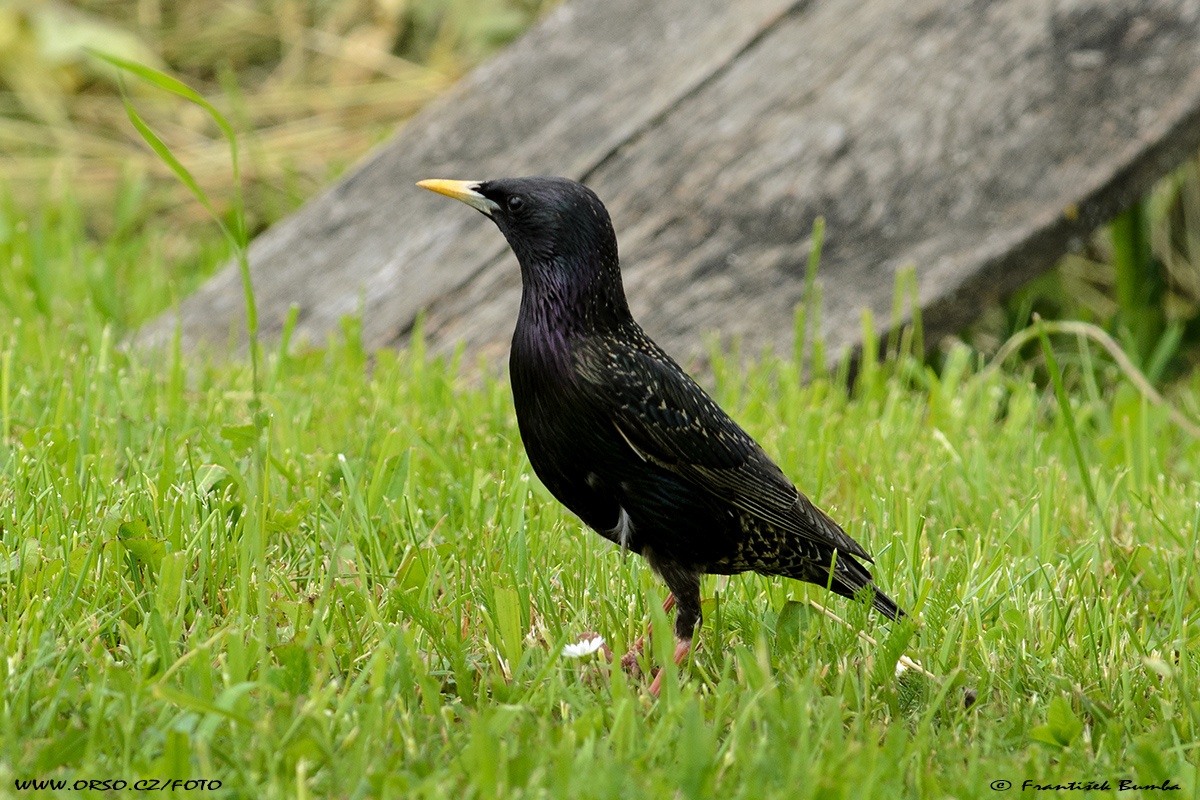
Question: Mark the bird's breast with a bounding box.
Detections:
[509,325,620,531]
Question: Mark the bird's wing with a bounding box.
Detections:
[573,334,872,561]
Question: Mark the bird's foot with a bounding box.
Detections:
[647,637,693,697]
[618,593,677,675]
[571,595,682,691]
[619,641,644,674]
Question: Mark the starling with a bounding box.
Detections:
[418,176,903,693]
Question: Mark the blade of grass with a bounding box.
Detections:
[1111,200,1164,367]
[988,319,1200,440]
[95,52,272,683]
[93,51,259,410]
[1033,316,1105,528]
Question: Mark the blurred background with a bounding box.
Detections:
[1,0,553,327]
[2,0,1199,386]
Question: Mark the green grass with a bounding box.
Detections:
[1,181,1199,798]
[5,3,1199,796]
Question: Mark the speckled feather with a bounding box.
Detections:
[421,176,903,643]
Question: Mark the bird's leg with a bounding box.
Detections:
[647,637,693,697]
[647,569,702,697]
[619,594,676,673]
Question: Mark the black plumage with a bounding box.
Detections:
[418,176,903,690]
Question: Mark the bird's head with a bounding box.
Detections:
[418,176,630,327]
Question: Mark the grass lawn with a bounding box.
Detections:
[0,186,1198,798]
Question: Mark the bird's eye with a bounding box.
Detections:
[507,195,525,212]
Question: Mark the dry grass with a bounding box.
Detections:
[1,0,552,236]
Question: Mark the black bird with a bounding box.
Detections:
[418,176,903,693]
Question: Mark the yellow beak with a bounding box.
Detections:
[417,179,498,216]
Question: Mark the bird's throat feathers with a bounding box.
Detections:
[511,253,627,393]
[516,251,629,335]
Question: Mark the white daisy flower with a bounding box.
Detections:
[561,635,606,658]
